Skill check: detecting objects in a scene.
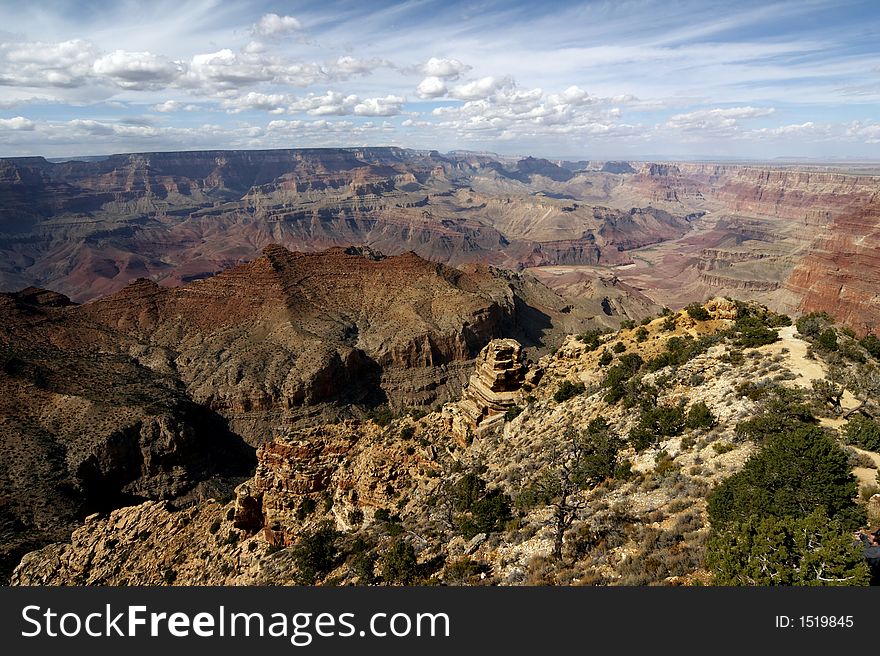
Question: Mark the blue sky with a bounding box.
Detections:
[0,0,878,158]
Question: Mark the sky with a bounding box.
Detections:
[0,0,878,159]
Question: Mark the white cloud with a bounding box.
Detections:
[416,76,447,99]
[546,85,592,107]
[181,49,273,91]
[846,121,880,144]
[222,91,289,114]
[450,76,514,100]
[153,100,182,112]
[92,50,182,90]
[251,13,302,38]
[420,57,470,79]
[0,116,35,130]
[354,95,405,116]
[242,41,266,55]
[289,91,359,116]
[286,92,404,117]
[744,121,830,140]
[0,39,98,88]
[332,56,388,77]
[665,106,775,132]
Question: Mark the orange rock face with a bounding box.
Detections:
[786,207,880,335]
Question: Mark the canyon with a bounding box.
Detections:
[1,147,879,586]
[1,148,877,335]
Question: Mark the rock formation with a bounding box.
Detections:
[458,339,529,433]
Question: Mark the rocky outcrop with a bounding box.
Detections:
[699,272,781,292]
[458,339,529,433]
[600,161,636,174]
[704,297,739,320]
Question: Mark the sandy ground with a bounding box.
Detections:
[850,447,880,488]
[762,326,879,488]
[765,325,860,409]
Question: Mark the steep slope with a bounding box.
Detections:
[15,299,878,586]
[0,245,618,579]
[0,288,254,579]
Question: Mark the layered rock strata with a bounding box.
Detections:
[458,339,531,434]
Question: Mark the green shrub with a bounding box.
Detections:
[554,380,586,402]
[602,353,644,404]
[707,424,863,531]
[843,415,880,452]
[686,401,717,430]
[629,404,686,451]
[796,312,833,338]
[380,540,418,584]
[348,539,377,584]
[635,326,649,342]
[612,341,626,353]
[734,316,779,348]
[767,313,792,328]
[860,333,880,360]
[291,523,340,584]
[707,509,869,586]
[576,329,607,352]
[449,471,513,538]
[445,557,483,584]
[685,303,711,321]
[296,498,317,521]
[400,425,415,440]
[816,328,839,352]
[504,405,523,421]
[456,489,513,539]
[367,405,395,427]
[598,350,613,367]
[620,319,636,330]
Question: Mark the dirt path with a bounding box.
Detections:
[765,325,860,410]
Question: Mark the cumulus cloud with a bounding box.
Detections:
[0,116,35,130]
[332,56,388,77]
[846,120,880,144]
[354,95,405,116]
[289,91,359,116]
[416,76,447,99]
[287,92,405,117]
[420,57,470,79]
[546,86,592,107]
[92,50,182,90]
[450,76,514,101]
[181,49,274,90]
[151,100,197,112]
[0,39,98,88]
[222,91,289,114]
[744,121,830,140]
[251,13,302,38]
